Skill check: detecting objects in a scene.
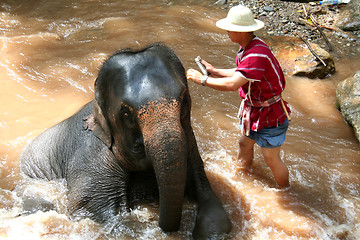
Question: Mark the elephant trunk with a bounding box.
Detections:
[145,124,187,232]
[140,105,187,232]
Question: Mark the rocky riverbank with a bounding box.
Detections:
[214,0,360,61]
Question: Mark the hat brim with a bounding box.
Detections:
[216,18,264,32]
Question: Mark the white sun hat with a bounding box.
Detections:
[216,5,264,32]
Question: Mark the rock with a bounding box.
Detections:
[264,6,275,12]
[259,11,267,17]
[336,0,360,31]
[336,71,360,142]
[215,0,227,5]
[264,36,335,79]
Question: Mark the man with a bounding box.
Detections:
[187,5,291,188]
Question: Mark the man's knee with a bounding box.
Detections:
[262,147,281,166]
[239,136,255,150]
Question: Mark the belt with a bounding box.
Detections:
[238,94,290,136]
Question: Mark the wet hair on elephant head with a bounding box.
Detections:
[18,42,231,239]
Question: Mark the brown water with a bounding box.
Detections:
[1,0,360,239]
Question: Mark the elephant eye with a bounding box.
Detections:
[120,106,136,128]
[121,109,131,120]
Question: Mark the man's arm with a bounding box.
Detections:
[186,69,248,91]
[209,68,237,78]
[201,59,236,78]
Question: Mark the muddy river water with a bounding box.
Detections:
[0,0,360,239]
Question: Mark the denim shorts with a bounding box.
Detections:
[246,119,289,149]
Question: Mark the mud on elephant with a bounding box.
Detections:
[19,43,231,239]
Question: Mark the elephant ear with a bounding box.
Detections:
[84,101,112,148]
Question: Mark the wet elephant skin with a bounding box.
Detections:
[19,43,231,239]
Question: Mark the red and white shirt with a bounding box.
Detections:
[236,37,290,132]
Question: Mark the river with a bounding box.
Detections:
[0,0,359,239]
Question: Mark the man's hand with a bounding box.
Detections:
[201,59,215,74]
[186,69,203,85]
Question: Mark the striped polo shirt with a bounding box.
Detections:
[236,37,290,131]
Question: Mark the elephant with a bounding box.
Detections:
[19,43,231,239]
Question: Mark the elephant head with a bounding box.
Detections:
[89,43,190,232]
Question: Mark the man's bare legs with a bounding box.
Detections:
[261,147,290,188]
[237,135,290,188]
[237,135,256,171]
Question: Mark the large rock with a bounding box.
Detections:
[336,0,360,31]
[264,36,335,79]
[336,70,360,142]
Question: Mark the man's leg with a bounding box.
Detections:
[261,147,289,188]
[237,135,256,171]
